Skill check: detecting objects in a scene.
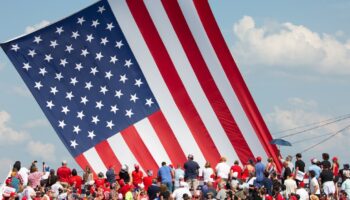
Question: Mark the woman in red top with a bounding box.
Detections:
[332,157,340,177]
[69,169,83,194]
[241,159,255,181]
[95,172,106,189]
[230,160,242,179]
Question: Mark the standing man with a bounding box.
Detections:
[184,154,200,192]
[57,160,71,187]
[255,156,265,186]
[295,153,305,184]
[158,161,173,192]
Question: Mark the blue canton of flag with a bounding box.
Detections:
[1,1,159,157]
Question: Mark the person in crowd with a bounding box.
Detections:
[28,165,43,189]
[260,171,273,195]
[282,161,292,184]
[255,156,265,186]
[106,165,116,185]
[230,172,240,190]
[13,161,28,187]
[321,153,332,169]
[320,163,335,198]
[339,190,349,200]
[158,161,173,192]
[46,169,57,187]
[332,156,340,177]
[230,160,242,180]
[174,164,185,190]
[82,165,94,185]
[21,179,36,200]
[172,180,192,200]
[341,164,350,183]
[296,182,309,200]
[309,158,321,179]
[265,157,276,178]
[295,153,305,184]
[184,154,200,192]
[56,160,71,186]
[69,168,83,194]
[284,173,297,199]
[215,157,230,181]
[119,164,131,184]
[147,178,161,200]
[310,170,320,196]
[201,179,217,199]
[202,162,214,184]
[95,172,106,189]
[143,170,153,192]
[216,181,227,200]
[132,164,143,188]
[241,159,255,181]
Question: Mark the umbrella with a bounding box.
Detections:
[270,139,292,146]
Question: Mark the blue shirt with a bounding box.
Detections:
[255,162,265,182]
[158,166,172,183]
[184,160,200,179]
[308,164,321,179]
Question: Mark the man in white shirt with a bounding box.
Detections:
[284,174,297,199]
[341,173,350,200]
[215,157,230,180]
[296,182,309,200]
[172,181,192,200]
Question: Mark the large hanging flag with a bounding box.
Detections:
[1,0,281,174]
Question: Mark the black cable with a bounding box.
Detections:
[300,124,350,153]
[273,113,350,136]
[277,115,350,139]
[291,132,334,144]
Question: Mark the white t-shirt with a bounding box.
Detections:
[284,179,297,197]
[19,167,29,186]
[172,187,192,200]
[51,182,63,197]
[21,186,36,200]
[202,168,214,182]
[296,188,309,200]
[310,177,320,195]
[215,162,230,179]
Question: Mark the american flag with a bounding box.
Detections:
[1,0,281,174]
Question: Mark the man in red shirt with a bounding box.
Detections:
[57,160,71,185]
[230,160,242,179]
[68,169,82,194]
[132,164,143,188]
[143,170,153,192]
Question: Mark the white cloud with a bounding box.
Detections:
[25,20,50,34]
[26,141,55,162]
[265,98,350,163]
[232,16,350,75]
[0,111,30,145]
[23,119,49,129]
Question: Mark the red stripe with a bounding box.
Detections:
[126,0,220,166]
[193,0,281,170]
[95,140,122,172]
[148,111,187,166]
[121,125,159,174]
[161,0,255,163]
[75,154,97,177]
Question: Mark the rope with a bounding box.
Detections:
[300,124,350,153]
[273,113,350,136]
[277,115,350,139]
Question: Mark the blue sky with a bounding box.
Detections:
[0,0,350,180]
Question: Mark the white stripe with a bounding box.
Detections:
[107,133,144,173]
[134,118,171,166]
[83,148,107,175]
[144,0,239,165]
[108,0,206,166]
[178,0,268,160]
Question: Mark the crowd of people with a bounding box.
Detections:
[2,153,350,200]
